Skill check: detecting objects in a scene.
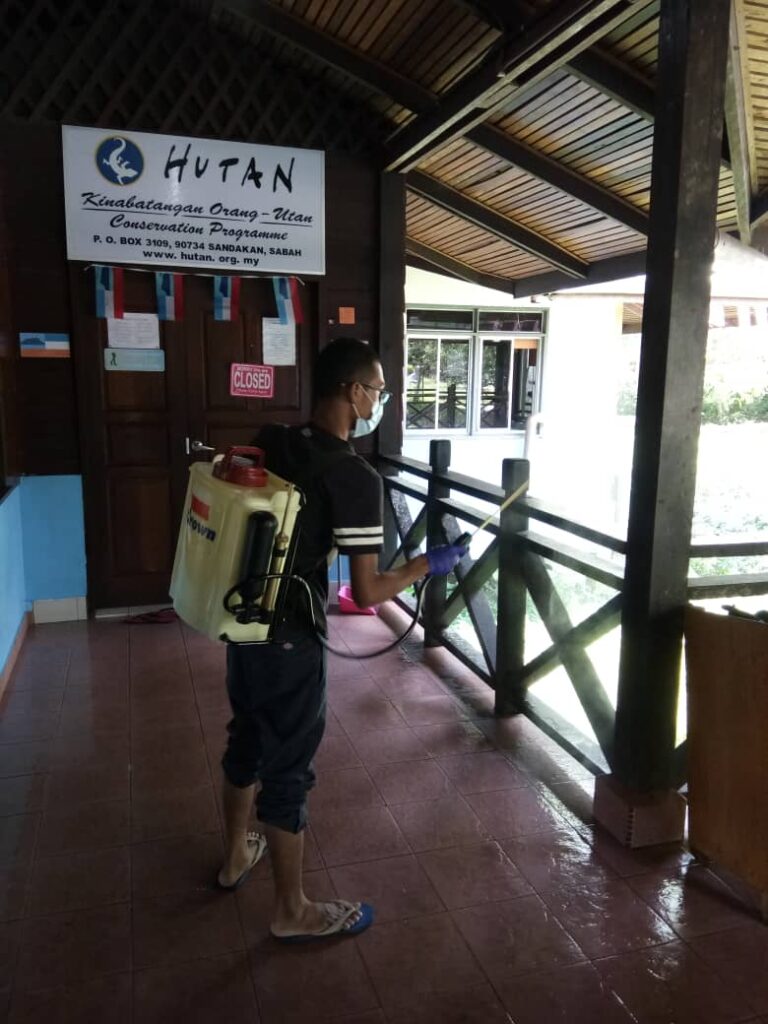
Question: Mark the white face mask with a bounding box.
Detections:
[351,398,384,437]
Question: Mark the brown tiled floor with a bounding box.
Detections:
[1,611,765,1023]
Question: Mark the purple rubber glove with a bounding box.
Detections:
[425,543,467,576]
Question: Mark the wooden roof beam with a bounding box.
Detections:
[724,2,755,243]
[234,0,651,236]
[384,0,647,172]
[225,0,437,114]
[408,171,588,278]
[459,0,657,117]
[567,48,655,119]
[406,239,516,294]
[512,249,646,297]
[467,123,649,235]
[462,0,731,169]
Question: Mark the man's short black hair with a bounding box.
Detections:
[314,337,381,401]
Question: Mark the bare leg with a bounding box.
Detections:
[218,779,257,887]
[266,824,363,936]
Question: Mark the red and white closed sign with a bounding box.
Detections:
[229,363,274,398]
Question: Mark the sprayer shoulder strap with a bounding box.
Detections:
[282,425,358,493]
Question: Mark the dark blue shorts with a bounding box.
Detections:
[222,636,326,834]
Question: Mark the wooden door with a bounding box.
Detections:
[72,268,189,608]
[182,275,314,456]
[73,267,315,609]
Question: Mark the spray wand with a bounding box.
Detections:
[453,479,529,549]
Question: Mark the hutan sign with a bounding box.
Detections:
[62,126,325,275]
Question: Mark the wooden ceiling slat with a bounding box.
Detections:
[421,155,646,257]
[549,119,651,168]
[744,0,768,193]
[348,1,402,51]
[495,73,589,128]
[400,10,473,85]
[516,101,636,156]
[377,5,445,73]
[407,193,553,278]
[375,1,440,63]
[354,0,411,50]
[422,23,497,95]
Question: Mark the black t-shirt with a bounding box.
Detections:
[254,423,383,636]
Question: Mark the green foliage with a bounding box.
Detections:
[617,322,768,424]
[700,385,768,424]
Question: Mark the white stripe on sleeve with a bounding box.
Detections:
[333,525,384,537]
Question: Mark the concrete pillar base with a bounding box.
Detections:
[593,774,686,848]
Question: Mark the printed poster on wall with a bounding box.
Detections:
[62,126,325,275]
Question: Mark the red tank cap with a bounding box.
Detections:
[212,446,268,487]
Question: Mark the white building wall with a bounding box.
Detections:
[533,294,626,529]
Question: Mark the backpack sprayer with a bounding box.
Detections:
[170,445,527,659]
[170,444,424,658]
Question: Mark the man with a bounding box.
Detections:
[216,338,466,942]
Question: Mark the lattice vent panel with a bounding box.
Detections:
[0,0,384,153]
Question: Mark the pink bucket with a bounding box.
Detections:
[338,584,377,616]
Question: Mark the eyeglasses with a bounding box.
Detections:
[342,381,392,405]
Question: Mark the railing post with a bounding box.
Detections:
[495,457,529,716]
[424,438,451,648]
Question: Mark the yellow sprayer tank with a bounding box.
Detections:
[170,446,302,643]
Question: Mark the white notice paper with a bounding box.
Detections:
[107,312,161,349]
[262,317,296,366]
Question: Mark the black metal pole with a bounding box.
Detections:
[614,0,732,792]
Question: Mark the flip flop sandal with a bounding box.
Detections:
[216,832,267,891]
[271,900,375,944]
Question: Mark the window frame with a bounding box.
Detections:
[404,331,473,436]
[404,304,546,438]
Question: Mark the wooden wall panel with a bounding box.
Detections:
[0,155,19,485]
[0,121,400,488]
[0,122,78,475]
[110,474,172,577]
[685,607,768,899]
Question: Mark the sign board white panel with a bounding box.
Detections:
[107,312,160,349]
[262,318,296,366]
[104,348,165,372]
[62,126,325,275]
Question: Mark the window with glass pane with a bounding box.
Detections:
[478,310,543,333]
[406,337,470,431]
[406,308,474,331]
[438,339,469,428]
[406,337,438,429]
[511,343,537,424]
[480,339,511,428]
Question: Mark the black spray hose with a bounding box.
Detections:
[223,572,432,659]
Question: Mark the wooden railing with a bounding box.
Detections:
[405,385,468,430]
[378,441,768,779]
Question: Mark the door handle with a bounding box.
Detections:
[186,437,216,455]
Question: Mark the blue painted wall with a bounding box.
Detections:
[0,487,27,671]
[20,476,87,601]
